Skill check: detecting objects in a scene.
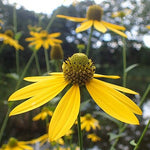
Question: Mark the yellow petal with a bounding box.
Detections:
[75,20,93,33]
[94,74,120,79]
[9,76,66,100]
[93,20,107,33]
[105,25,127,38]
[91,79,142,115]
[56,15,86,22]
[49,32,61,37]
[102,81,139,95]
[49,85,80,141]
[9,81,68,116]
[24,76,57,82]
[86,79,140,125]
[32,114,42,121]
[49,72,64,76]
[101,21,126,30]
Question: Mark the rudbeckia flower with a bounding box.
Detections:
[0,137,33,150]
[80,113,100,132]
[25,30,62,50]
[111,9,131,18]
[0,30,24,50]
[32,107,53,121]
[87,133,101,142]
[9,53,142,141]
[57,5,127,38]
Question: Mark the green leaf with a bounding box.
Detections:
[125,64,138,73]
[15,32,23,40]
[108,132,125,141]
[130,140,137,146]
[6,73,19,80]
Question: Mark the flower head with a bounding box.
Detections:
[9,53,142,142]
[80,113,100,132]
[87,133,101,142]
[0,30,24,50]
[57,5,127,38]
[0,137,33,150]
[32,107,53,121]
[25,30,62,50]
[112,9,131,18]
[50,44,64,60]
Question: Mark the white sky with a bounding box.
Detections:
[6,0,74,14]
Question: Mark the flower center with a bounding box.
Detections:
[63,53,95,86]
[85,113,92,120]
[8,138,18,147]
[86,5,103,21]
[5,30,14,38]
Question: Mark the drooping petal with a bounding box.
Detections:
[102,81,139,95]
[9,81,68,116]
[93,20,107,33]
[32,114,41,121]
[49,32,61,37]
[24,76,57,82]
[94,74,120,79]
[101,21,126,30]
[49,85,80,141]
[49,72,64,76]
[86,79,140,124]
[18,143,33,150]
[75,20,93,33]
[92,79,142,115]
[9,76,66,100]
[56,15,86,22]
[105,25,127,38]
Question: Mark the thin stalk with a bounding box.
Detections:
[139,84,150,107]
[77,112,83,150]
[44,49,50,72]
[34,51,41,75]
[16,50,19,74]
[86,26,94,56]
[133,120,150,150]
[0,52,36,143]
[122,36,127,87]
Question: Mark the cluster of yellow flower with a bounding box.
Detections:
[1,3,148,150]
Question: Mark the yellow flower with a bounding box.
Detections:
[111,9,131,18]
[80,113,100,132]
[146,25,150,30]
[87,133,101,142]
[32,107,53,121]
[57,5,127,38]
[0,137,33,150]
[0,30,24,50]
[30,134,64,146]
[25,30,62,50]
[9,53,142,142]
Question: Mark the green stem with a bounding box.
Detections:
[34,51,41,75]
[86,26,93,56]
[77,112,83,150]
[139,84,150,107]
[0,52,36,143]
[134,120,150,150]
[16,50,19,74]
[122,36,127,87]
[44,49,50,72]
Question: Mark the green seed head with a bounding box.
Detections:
[5,30,14,38]
[62,53,95,86]
[86,5,103,21]
[8,137,18,147]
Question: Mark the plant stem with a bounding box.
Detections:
[44,49,50,72]
[86,26,93,56]
[16,50,19,75]
[34,51,41,75]
[139,84,150,107]
[77,112,83,150]
[122,36,127,87]
[0,52,36,143]
[134,120,150,150]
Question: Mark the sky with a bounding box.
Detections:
[5,0,75,14]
